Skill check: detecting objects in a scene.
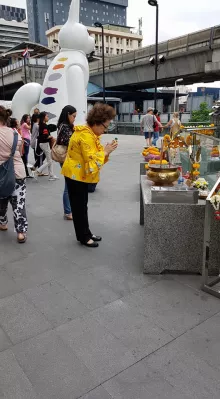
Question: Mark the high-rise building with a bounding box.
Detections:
[27,0,128,46]
[0,19,29,53]
[0,4,26,22]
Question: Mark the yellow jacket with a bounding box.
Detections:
[61,125,108,183]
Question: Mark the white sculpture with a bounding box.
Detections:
[11,0,94,125]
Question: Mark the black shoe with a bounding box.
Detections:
[81,241,99,248]
[92,235,102,242]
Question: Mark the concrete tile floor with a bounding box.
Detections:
[0,135,220,399]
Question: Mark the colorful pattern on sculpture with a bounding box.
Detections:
[53,64,65,70]
[44,87,58,95]
[41,58,68,119]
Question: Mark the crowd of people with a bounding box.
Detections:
[0,103,180,247]
[140,107,181,146]
[0,103,118,247]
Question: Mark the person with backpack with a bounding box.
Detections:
[0,106,28,243]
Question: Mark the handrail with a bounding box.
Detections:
[2,58,51,74]
[90,25,220,73]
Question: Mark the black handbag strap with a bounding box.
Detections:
[11,132,18,157]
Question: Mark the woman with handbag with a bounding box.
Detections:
[0,106,28,243]
[55,105,77,220]
[36,112,58,181]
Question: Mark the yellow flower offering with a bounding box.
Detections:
[149,160,168,165]
[193,163,200,169]
[186,134,192,146]
[164,134,171,140]
[192,171,200,176]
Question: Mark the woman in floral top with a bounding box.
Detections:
[57,105,77,220]
[62,103,118,248]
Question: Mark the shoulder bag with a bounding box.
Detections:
[51,124,68,163]
[0,132,18,199]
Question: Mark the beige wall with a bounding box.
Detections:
[46,25,143,56]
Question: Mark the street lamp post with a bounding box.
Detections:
[94,21,106,103]
[148,0,159,109]
[24,56,27,84]
[0,67,5,100]
[174,78,183,112]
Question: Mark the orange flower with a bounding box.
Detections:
[186,135,192,146]
[193,163,200,169]
[192,171,200,176]
[164,134,171,140]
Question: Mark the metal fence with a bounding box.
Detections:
[108,121,213,136]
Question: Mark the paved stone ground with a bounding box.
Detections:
[1,135,220,399]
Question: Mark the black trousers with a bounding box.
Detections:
[33,142,45,168]
[88,183,97,193]
[65,178,92,243]
[22,139,30,177]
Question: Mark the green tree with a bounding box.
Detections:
[190,102,211,123]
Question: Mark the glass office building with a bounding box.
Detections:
[27,0,128,45]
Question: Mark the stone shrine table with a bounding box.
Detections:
[140,175,220,275]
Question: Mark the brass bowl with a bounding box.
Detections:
[147,165,180,185]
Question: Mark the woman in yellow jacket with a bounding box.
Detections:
[62,103,118,248]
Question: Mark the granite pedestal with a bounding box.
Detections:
[140,176,220,275]
[140,162,147,178]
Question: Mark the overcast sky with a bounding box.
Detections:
[5,0,220,42]
[127,0,220,88]
[5,0,220,44]
[3,0,220,87]
[128,0,220,46]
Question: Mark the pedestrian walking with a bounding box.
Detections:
[20,114,31,178]
[30,114,46,173]
[152,109,161,146]
[141,107,162,146]
[36,112,58,181]
[0,106,28,243]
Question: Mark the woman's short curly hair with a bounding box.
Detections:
[87,103,116,126]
